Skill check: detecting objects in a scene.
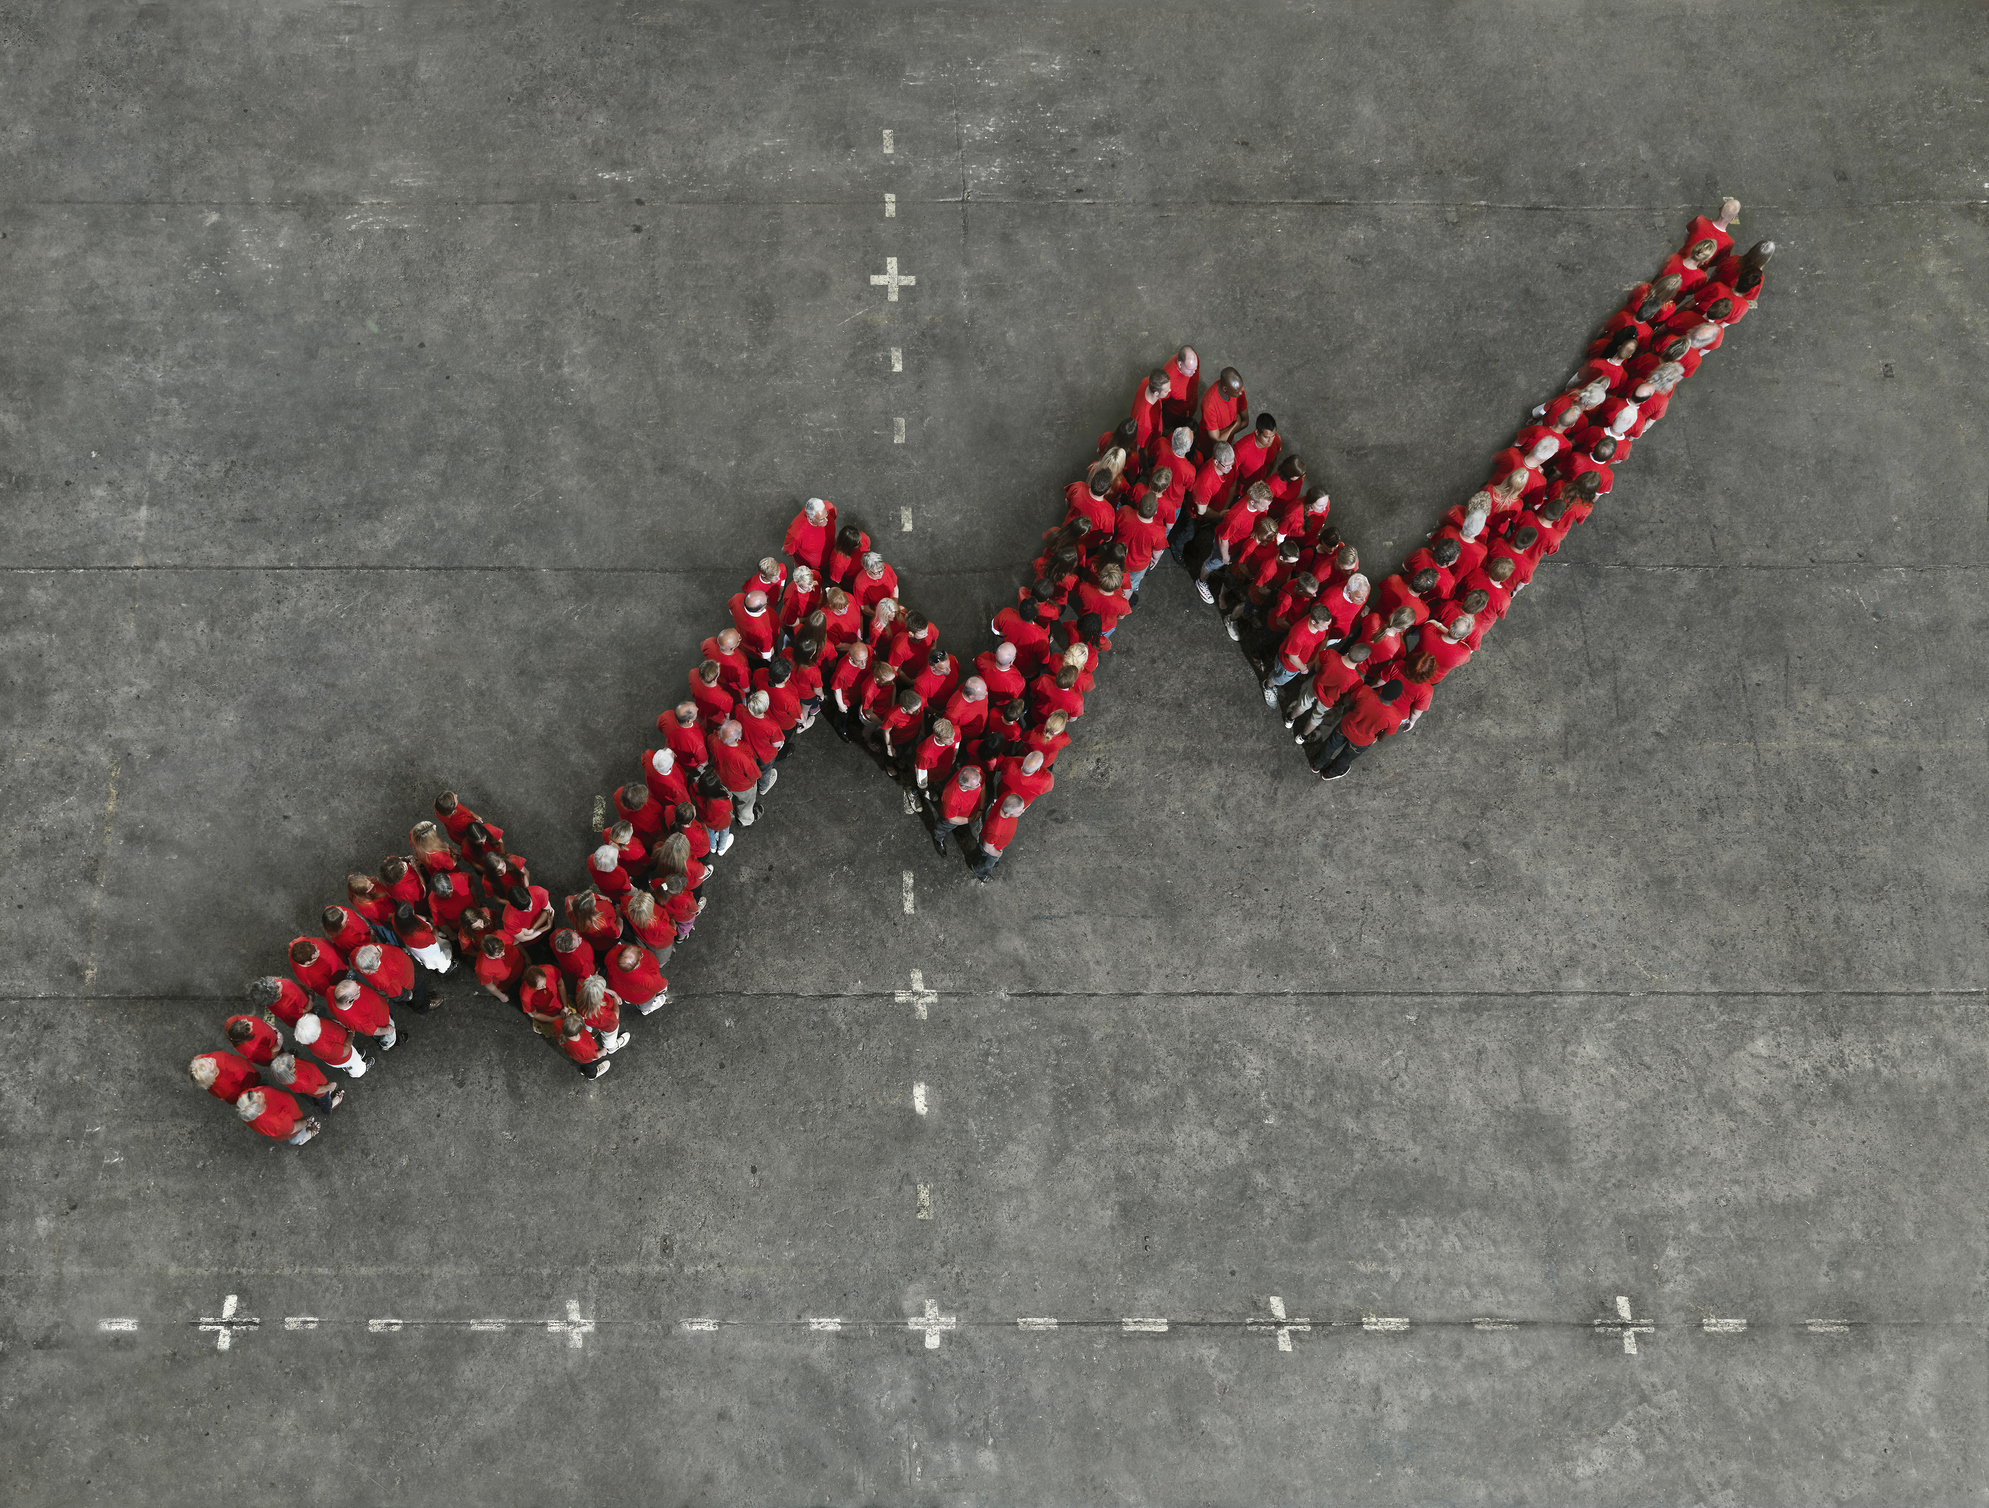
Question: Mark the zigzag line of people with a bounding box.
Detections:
[187,200,1769,1142]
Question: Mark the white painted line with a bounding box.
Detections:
[284,1316,318,1331]
[869,257,915,301]
[1017,1317,1058,1331]
[1598,1295,1654,1355]
[882,129,894,154]
[807,1317,843,1333]
[681,1318,719,1332]
[909,1298,956,1349]
[1806,1319,1851,1334]
[890,347,903,372]
[1248,1296,1311,1351]
[469,1320,508,1332]
[913,1082,928,1116]
[900,506,913,532]
[1702,1317,1748,1334]
[591,793,606,829]
[901,787,920,815]
[902,869,916,913]
[916,1183,933,1219]
[894,969,937,1018]
[551,1298,594,1350]
[1121,1317,1169,1334]
[1363,1315,1410,1333]
[368,1318,403,1333]
[197,1292,257,1352]
[97,1317,139,1333]
[884,192,896,218]
[1472,1318,1519,1331]
[893,417,906,444]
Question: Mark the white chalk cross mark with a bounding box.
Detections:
[895,970,937,1018]
[909,1298,956,1349]
[869,257,916,301]
[1249,1296,1311,1352]
[1597,1295,1654,1355]
[196,1293,259,1352]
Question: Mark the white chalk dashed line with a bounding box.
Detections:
[902,869,916,913]
[916,1183,932,1219]
[1363,1315,1411,1333]
[284,1315,318,1331]
[881,129,894,154]
[1121,1317,1169,1334]
[894,969,937,1018]
[900,506,913,531]
[591,793,605,829]
[893,417,906,444]
[913,1082,928,1116]
[808,1317,843,1333]
[890,346,903,372]
[1473,1317,1519,1331]
[1806,1319,1852,1334]
[884,192,896,218]
[368,1317,403,1333]
[469,1320,508,1332]
[97,1317,139,1333]
[682,1318,720,1332]
[1703,1317,1748,1334]
[1017,1317,1058,1332]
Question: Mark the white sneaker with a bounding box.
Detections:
[758,768,779,794]
[637,995,665,1016]
[606,1031,631,1053]
[1263,686,1279,707]
[714,832,734,855]
[1195,580,1215,605]
[1224,619,1240,641]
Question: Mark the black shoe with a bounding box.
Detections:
[1128,590,1141,608]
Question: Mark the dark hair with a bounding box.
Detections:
[289,939,317,965]
[508,884,533,910]
[1512,526,1539,550]
[481,935,506,958]
[321,905,346,932]
[767,657,793,685]
[1375,680,1403,703]
[1461,589,1490,614]
[1431,538,1461,567]
[227,1019,256,1045]
[1089,471,1111,496]
[1603,329,1637,360]
[1486,556,1516,581]
[1055,666,1079,689]
[1704,297,1733,320]
[836,524,864,550]
[1254,413,1277,434]
[1591,436,1617,462]
[620,782,648,808]
[1410,568,1438,593]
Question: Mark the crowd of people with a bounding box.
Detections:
[191,201,1768,1137]
[1158,200,1768,778]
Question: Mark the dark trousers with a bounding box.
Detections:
[967,844,1003,879]
[1309,727,1375,778]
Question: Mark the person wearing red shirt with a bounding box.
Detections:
[693,772,735,857]
[992,748,1055,811]
[1557,436,1616,499]
[1410,612,1474,684]
[1659,237,1720,296]
[1288,642,1372,738]
[928,764,985,855]
[984,697,1027,758]
[880,689,926,761]
[881,611,938,671]
[709,720,765,827]
[516,964,568,1039]
[378,855,426,911]
[974,643,1027,704]
[656,703,708,776]
[288,937,344,1001]
[968,794,1026,881]
[557,1010,614,1079]
[655,872,700,941]
[1681,198,1741,262]
[1317,571,1371,642]
[699,628,752,698]
[1199,367,1248,445]
[742,553,788,601]
[1114,493,1169,598]
[1028,665,1085,725]
[1064,470,1116,536]
[824,523,871,590]
[1131,368,1170,456]
[573,974,628,1049]
[909,648,959,713]
[1161,345,1201,429]
[1389,653,1439,731]
[353,941,429,1015]
[686,661,731,728]
[728,589,777,661]
[824,639,873,740]
[1266,454,1310,519]
[224,1013,283,1066]
[236,1087,319,1146]
[1176,441,1236,562]
[1373,570,1437,630]
[1309,678,1403,781]
[621,890,676,965]
[291,1009,369,1076]
[851,552,898,612]
[547,927,594,985]
[391,900,454,974]
[992,590,1058,661]
[320,903,374,955]
[1197,481,1272,602]
[910,718,959,791]
[783,496,837,572]
[579,846,631,907]
[1023,710,1072,769]
[856,661,901,746]
[342,872,394,926]
[1263,602,1337,701]
[247,975,314,1030]
[433,790,483,846]
[1487,526,1544,589]
[1229,413,1281,489]
[614,786,668,850]
[606,944,668,1017]
[190,1050,260,1105]
[407,818,456,876]
[1077,566,1132,643]
[733,689,787,769]
[780,564,823,639]
[266,1051,345,1114]
[330,975,400,1050]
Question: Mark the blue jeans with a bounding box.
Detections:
[1126,565,1150,596]
[1268,661,1303,688]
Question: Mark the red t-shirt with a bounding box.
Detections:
[944,689,990,740]
[195,1051,261,1103]
[1113,507,1169,572]
[1414,628,1473,682]
[733,705,785,764]
[661,717,708,772]
[698,638,752,698]
[1076,582,1130,632]
[1310,653,1367,709]
[728,594,776,656]
[320,906,373,954]
[259,977,316,1027]
[289,938,345,999]
[784,507,835,571]
[1065,481,1116,536]
[1028,676,1084,723]
[551,935,597,982]
[1200,384,1245,439]
[606,950,666,1006]
[1230,430,1281,486]
[939,776,985,823]
[1277,618,1333,673]
[994,757,1056,809]
[851,565,899,612]
[1682,214,1734,261]
[243,1088,308,1140]
[330,980,392,1035]
[973,651,1028,703]
[978,807,1021,853]
[355,945,416,999]
[224,1014,283,1065]
[290,1011,355,1064]
[914,732,958,774]
[688,671,733,727]
[710,740,762,794]
[1190,457,1232,516]
[1338,684,1400,748]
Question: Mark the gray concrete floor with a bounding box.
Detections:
[3,2,1986,1503]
